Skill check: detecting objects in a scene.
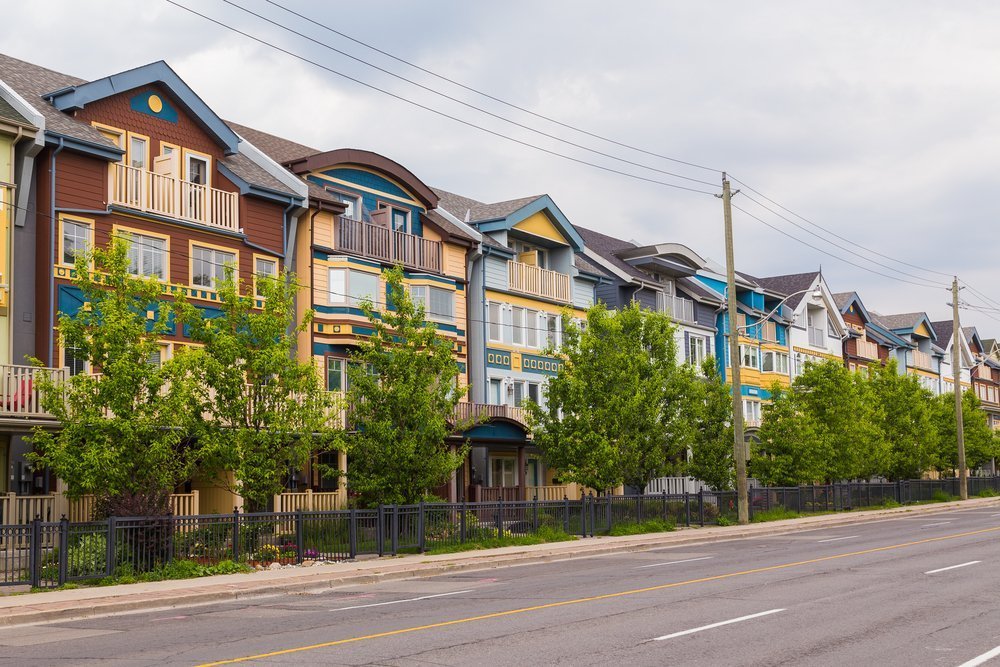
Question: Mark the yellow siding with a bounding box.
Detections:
[512,211,569,244]
[913,322,931,338]
[191,472,242,514]
[313,210,334,249]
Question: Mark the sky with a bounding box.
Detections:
[5,1,1000,333]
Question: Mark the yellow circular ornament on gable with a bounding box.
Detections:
[148,95,164,113]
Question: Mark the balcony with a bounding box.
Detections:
[110,163,239,233]
[909,349,932,370]
[508,261,571,303]
[856,338,879,360]
[453,402,529,429]
[333,216,442,273]
[664,295,695,323]
[0,364,65,420]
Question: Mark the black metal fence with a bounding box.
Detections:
[2,476,997,589]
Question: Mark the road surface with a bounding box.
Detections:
[2,505,1000,666]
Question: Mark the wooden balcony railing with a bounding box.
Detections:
[857,338,879,360]
[508,261,571,303]
[909,349,932,370]
[453,402,529,428]
[110,163,239,233]
[333,216,442,273]
[0,364,65,419]
[665,295,695,323]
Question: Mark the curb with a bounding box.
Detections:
[3,495,997,627]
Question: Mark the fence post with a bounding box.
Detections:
[797,486,803,514]
[418,502,427,553]
[564,495,570,534]
[592,493,598,537]
[376,505,384,557]
[29,515,41,588]
[296,509,305,564]
[748,489,754,522]
[106,515,116,577]
[637,492,643,524]
[231,507,240,562]
[460,501,467,543]
[698,489,704,526]
[579,496,587,538]
[349,508,358,559]
[391,505,399,556]
[532,495,539,533]
[58,515,69,586]
[496,498,503,540]
[166,511,175,565]
[684,491,690,527]
[895,480,902,505]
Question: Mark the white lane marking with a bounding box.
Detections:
[925,561,981,575]
[922,522,952,527]
[652,608,785,640]
[635,556,714,569]
[957,644,1000,667]
[816,535,860,543]
[330,589,473,611]
[991,513,1000,517]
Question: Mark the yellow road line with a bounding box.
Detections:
[198,524,1000,666]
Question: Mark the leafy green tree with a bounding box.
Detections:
[686,358,735,490]
[178,268,337,510]
[527,301,697,493]
[344,267,470,506]
[932,389,997,474]
[752,384,828,486]
[28,238,202,516]
[867,360,936,479]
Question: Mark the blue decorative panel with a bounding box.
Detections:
[486,348,512,370]
[521,354,564,376]
[130,91,178,123]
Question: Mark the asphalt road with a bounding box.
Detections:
[3,506,1000,666]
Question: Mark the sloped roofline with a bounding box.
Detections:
[475,194,584,252]
[285,148,438,209]
[616,242,707,271]
[43,60,239,154]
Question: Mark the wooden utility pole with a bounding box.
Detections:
[721,174,749,524]
[952,277,967,500]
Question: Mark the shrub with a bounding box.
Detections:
[751,507,801,523]
[608,518,675,536]
[716,516,733,527]
[976,488,999,498]
[931,489,955,503]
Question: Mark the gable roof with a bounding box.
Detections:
[0,95,30,127]
[227,121,319,164]
[288,148,438,209]
[930,320,954,348]
[754,271,820,309]
[576,226,649,281]
[422,209,477,244]
[872,312,935,338]
[433,188,542,223]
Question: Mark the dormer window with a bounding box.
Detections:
[512,240,548,269]
[327,190,360,221]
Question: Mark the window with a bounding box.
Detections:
[740,344,759,369]
[62,220,91,265]
[186,154,209,185]
[762,351,789,374]
[512,307,525,346]
[128,135,147,170]
[64,345,88,376]
[410,285,454,322]
[328,268,378,307]
[378,203,409,232]
[192,246,236,289]
[326,358,344,392]
[488,302,502,342]
[122,232,166,280]
[512,241,548,269]
[254,257,278,296]
[513,381,524,407]
[328,190,360,220]
[489,378,502,405]
[525,309,538,347]
[545,313,560,349]
[490,457,517,487]
[743,400,762,423]
[527,382,541,406]
[687,336,706,366]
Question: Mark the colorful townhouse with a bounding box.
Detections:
[832,291,910,373]
[870,312,948,394]
[0,55,306,507]
[693,266,794,429]
[957,326,1000,432]
[577,226,722,369]
[435,189,606,502]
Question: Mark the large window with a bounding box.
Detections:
[740,344,760,370]
[62,220,91,265]
[488,302,503,342]
[64,344,88,377]
[254,257,278,296]
[410,284,454,322]
[490,457,517,487]
[512,307,525,346]
[544,313,560,349]
[687,336,706,367]
[743,400,762,423]
[762,350,789,374]
[328,268,378,307]
[489,378,502,405]
[122,232,166,280]
[192,246,236,289]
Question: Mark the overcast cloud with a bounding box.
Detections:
[6,1,1000,330]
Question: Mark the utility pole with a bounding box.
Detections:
[721,174,749,524]
[952,277,967,500]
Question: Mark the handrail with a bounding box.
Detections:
[109,163,239,233]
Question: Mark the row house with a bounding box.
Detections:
[833,292,911,373]
[964,328,1000,432]
[871,312,949,394]
[436,189,605,502]
[577,226,722,369]
[0,55,306,506]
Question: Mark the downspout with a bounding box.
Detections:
[480,245,489,404]
[48,137,65,367]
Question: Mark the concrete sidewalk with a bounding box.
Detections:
[2,496,997,627]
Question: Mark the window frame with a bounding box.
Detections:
[488,302,503,343]
[253,254,279,298]
[62,343,89,377]
[114,225,170,282]
[325,188,362,221]
[126,131,150,171]
[182,148,213,187]
[59,215,94,269]
[377,201,410,233]
[189,241,238,291]
[327,267,379,308]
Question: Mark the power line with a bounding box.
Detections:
[729,174,953,280]
[218,0,718,188]
[730,203,948,290]
[961,281,1000,311]
[162,0,718,197]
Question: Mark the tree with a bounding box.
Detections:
[179,268,337,510]
[932,389,997,474]
[867,360,936,480]
[28,238,202,516]
[344,267,470,506]
[527,301,697,493]
[686,358,735,490]
[752,384,828,486]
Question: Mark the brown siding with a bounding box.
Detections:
[842,311,864,328]
[241,197,285,256]
[55,151,107,210]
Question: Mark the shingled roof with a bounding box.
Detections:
[576,225,648,281]
[871,312,928,332]
[754,271,820,308]
[832,292,855,311]
[227,121,319,164]
[930,320,954,347]
[0,95,30,127]
[432,187,542,223]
